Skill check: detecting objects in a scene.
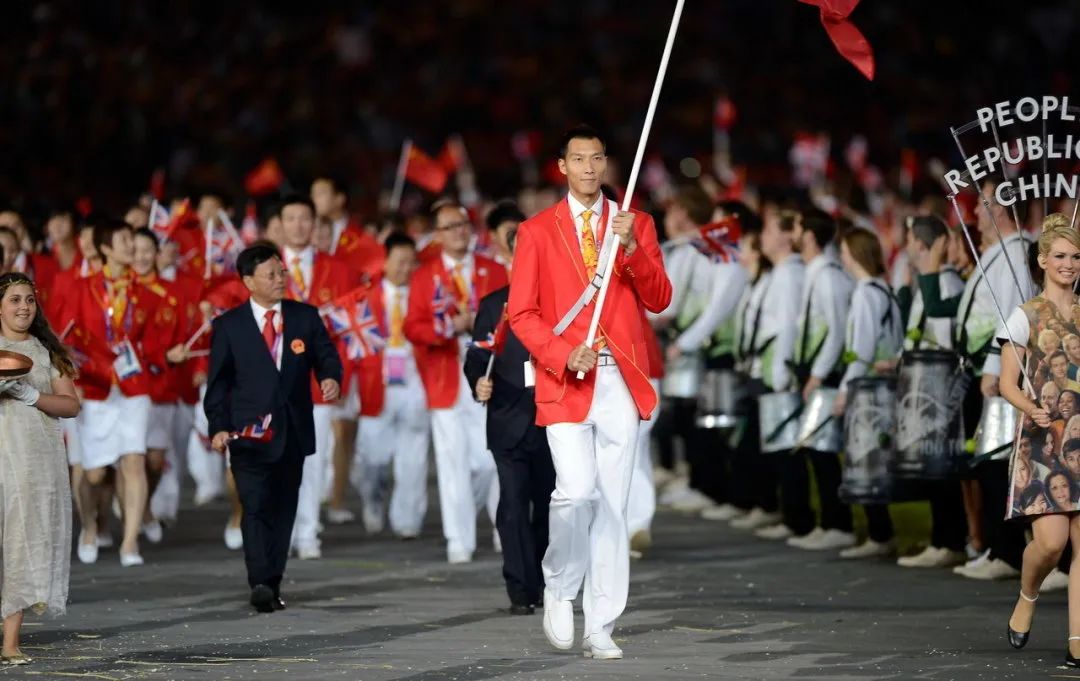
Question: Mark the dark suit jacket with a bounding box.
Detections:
[464,286,542,451]
[204,298,343,462]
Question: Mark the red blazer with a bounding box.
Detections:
[135,274,183,403]
[171,225,207,279]
[643,312,664,380]
[404,253,508,409]
[57,270,170,401]
[357,276,390,418]
[508,199,672,425]
[335,220,385,283]
[284,251,353,404]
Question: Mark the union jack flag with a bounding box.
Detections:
[341,298,385,360]
[148,200,171,241]
[432,277,455,338]
[472,303,508,354]
[233,414,273,443]
[204,210,244,278]
[692,215,741,264]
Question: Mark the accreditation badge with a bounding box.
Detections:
[111,339,143,380]
[384,347,408,386]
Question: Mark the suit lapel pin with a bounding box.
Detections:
[291,339,306,354]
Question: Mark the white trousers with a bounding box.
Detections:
[187,385,224,501]
[429,378,496,555]
[293,404,336,548]
[150,402,194,522]
[353,381,431,535]
[626,379,660,536]
[543,364,640,637]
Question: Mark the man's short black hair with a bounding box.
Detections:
[277,194,316,219]
[908,215,948,248]
[384,232,416,256]
[559,125,607,158]
[133,227,159,250]
[507,226,520,253]
[237,244,282,278]
[716,200,762,236]
[92,219,132,256]
[314,175,350,202]
[486,200,526,231]
[1065,438,1080,456]
[801,208,837,249]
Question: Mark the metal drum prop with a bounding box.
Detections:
[839,376,897,504]
[661,352,704,400]
[973,396,1019,463]
[0,351,32,379]
[795,387,843,451]
[758,392,802,453]
[696,369,743,429]
[895,350,970,479]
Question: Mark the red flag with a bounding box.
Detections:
[799,0,875,81]
[713,96,737,132]
[149,168,166,201]
[164,199,201,240]
[405,147,449,194]
[244,158,285,197]
[438,137,467,174]
[240,201,260,245]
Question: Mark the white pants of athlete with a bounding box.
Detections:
[353,380,431,536]
[188,385,225,501]
[543,363,640,638]
[323,380,361,500]
[626,378,660,537]
[292,404,335,550]
[148,402,183,522]
[429,377,496,555]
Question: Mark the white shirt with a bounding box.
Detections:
[676,260,748,354]
[330,217,349,256]
[283,245,315,292]
[841,277,903,391]
[250,298,284,370]
[734,269,774,379]
[796,252,854,382]
[905,266,964,351]
[759,254,805,391]
[567,193,607,249]
[382,278,414,353]
[441,251,475,296]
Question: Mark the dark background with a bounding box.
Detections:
[0,0,1074,222]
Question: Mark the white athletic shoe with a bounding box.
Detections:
[582,632,623,660]
[193,488,221,507]
[141,520,164,544]
[953,557,1020,580]
[77,532,99,565]
[897,546,966,569]
[755,523,794,540]
[119,552,144,567]
[1041,568,1070,592]
[701,504,746,521]
[652,466,677,488]
[326,508,356,525]
[447,546,472,564]
[839,539,894,559]
[223,525,243,550]
[543,589,574,651]
[960,548,991,570]
[786,527,825,548]
[296,542,322,560]
[493,533,503,554]
[658,478,690,506]
[669,489,716,513]
[731,508,781,530]
[362,505,385,534]
[788,528,856,551]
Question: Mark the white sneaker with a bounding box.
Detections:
[96,533,114,548]
[658,478,690,506]
[839,539,894,559]
[669,489,716,513]
[954,557,1020,580]
[193,488,221,507]
[789,528,856,551]
[362,505,385,534]
[731,508,781,530]
[701,504,746,521]
[447,546,472,564]
[326,508,355,525]
[961,548,991,570]
[296,542,322,560]
[493,533,503,554]
[119,552,144,567]
[652,466,677,488]
[543,589,574,650]
[786,527,826,549]
[582,631,623,660]
[397,529,420,540]
[629,549,643,560]
[223,525,243,550]
[898,546,966,568]
[755,523,794,540]
[77,533,99,565]
[1042,568,1070,592]
[141,520,164,544]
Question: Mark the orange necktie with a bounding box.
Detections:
[389,289,405,347]
[580,209,605,350]
[451,263,470,309]
[289,257,307,300]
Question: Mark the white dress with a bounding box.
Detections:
[0,336,71,617]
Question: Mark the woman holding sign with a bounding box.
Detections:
[997,214,1080,666]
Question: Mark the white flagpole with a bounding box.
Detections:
[203,217,214,280]
[390,139,412,211]
[577,0,685,379]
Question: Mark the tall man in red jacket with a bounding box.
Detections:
[508,126,671,660]
[404,200,507,564]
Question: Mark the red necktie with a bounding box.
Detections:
[263,309,278,360]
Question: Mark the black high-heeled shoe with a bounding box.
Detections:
[1008,590,1038,650]
[1065,636,1080,667]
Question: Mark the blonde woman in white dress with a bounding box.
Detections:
[0,272,80,665]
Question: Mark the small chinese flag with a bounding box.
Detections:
[405,147,450,194]
[244,158,285,197]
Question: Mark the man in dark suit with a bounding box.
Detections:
[205,243,342,613]
[464,225,555,615]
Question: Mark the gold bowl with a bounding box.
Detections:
[0,351,33,379]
